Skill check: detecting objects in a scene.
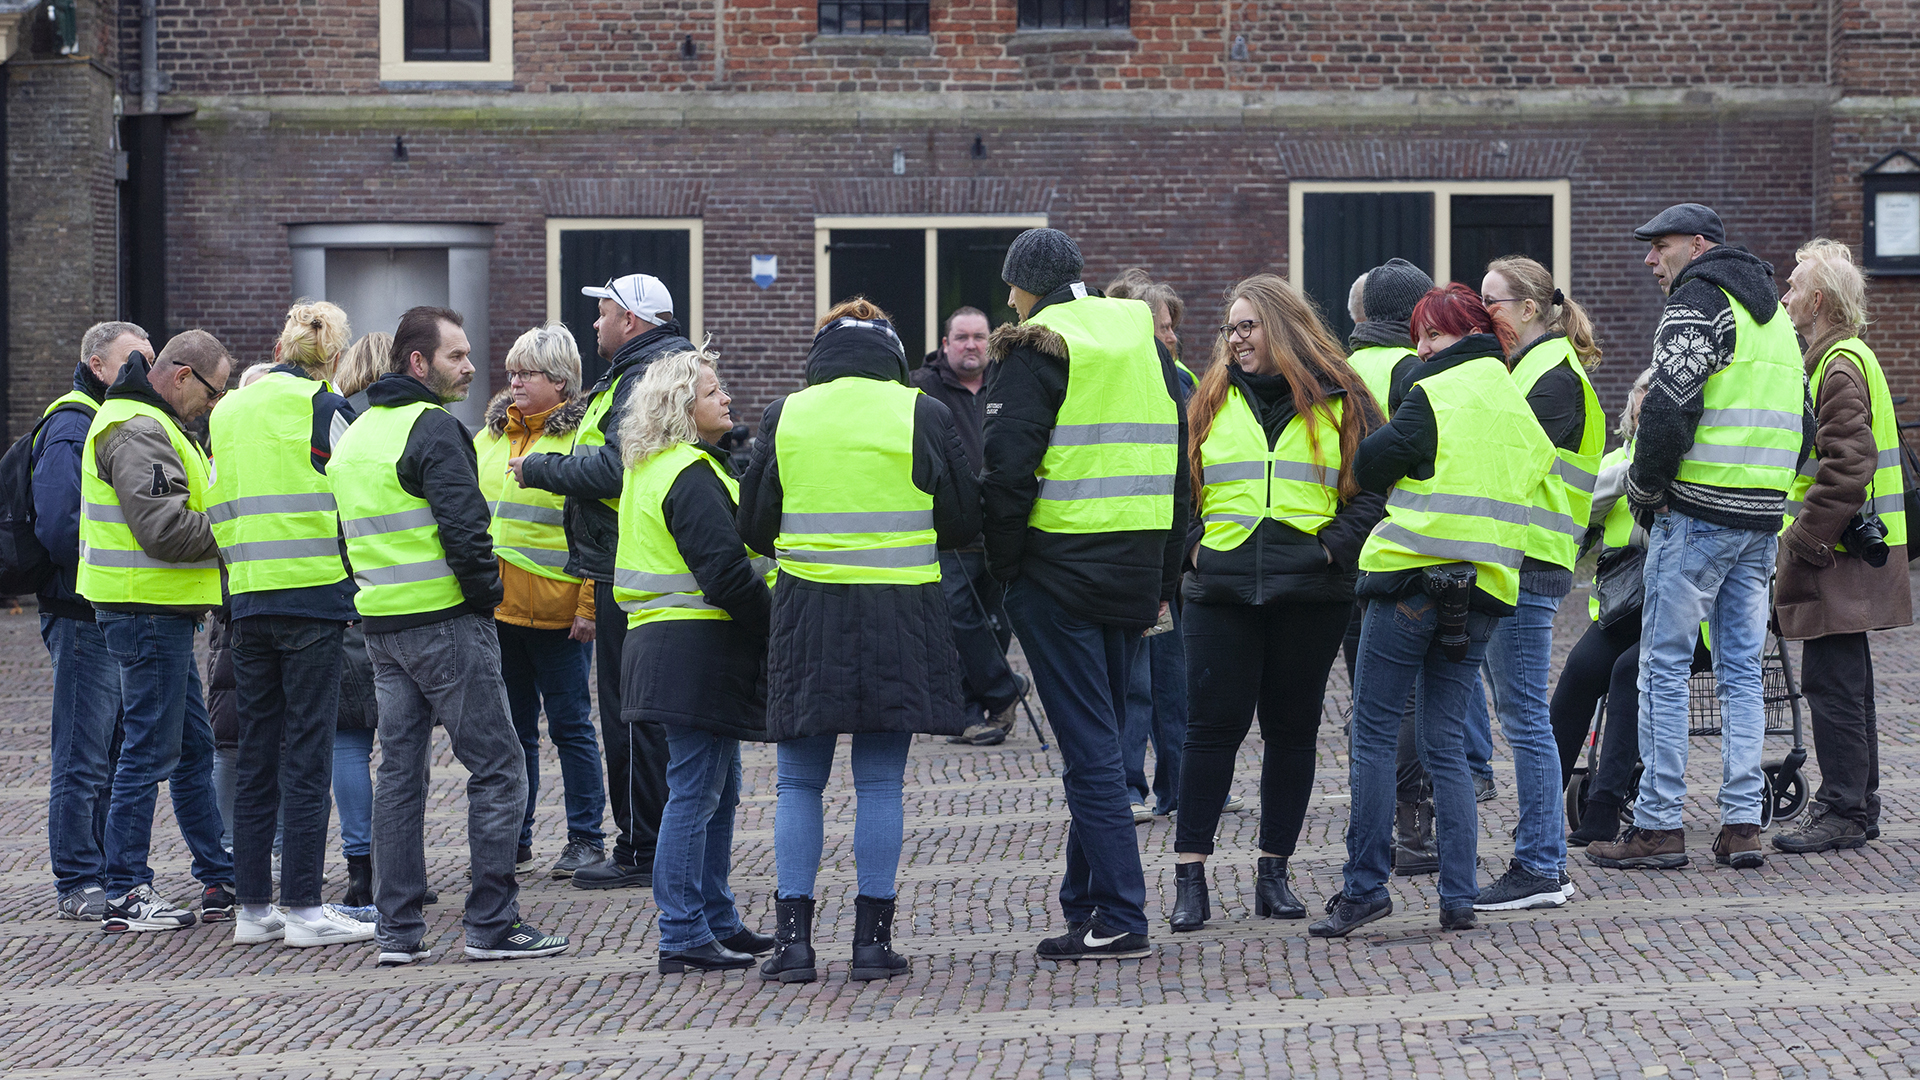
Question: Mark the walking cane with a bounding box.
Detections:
[956,560,1049,753]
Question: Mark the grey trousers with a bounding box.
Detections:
[368,614,527,951]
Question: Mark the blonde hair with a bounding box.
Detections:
[503,323,584,398]
[278,300,351,373]
[619,347,719,468]
[1485,256,1602,371]
[334,332,392,397]
[1793,238,1870,369]
[1620,366,1655,439]
[239,363,275,387]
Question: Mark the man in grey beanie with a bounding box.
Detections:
[981,228,1189,961]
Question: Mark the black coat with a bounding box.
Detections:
[337,621,379,731]
[980,285,1191,627]
[208,608,238,751]
[620,442,771,742]
[738,329,981,741]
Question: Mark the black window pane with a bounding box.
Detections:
[828,230,927,358]
[1019,0,1129,29]
[1451,195,1555,286]
[558,229,693,389]
[936,229,1025,343]
[818,2,930,35]
[1302,192,1434,346]
[405,0,490,62]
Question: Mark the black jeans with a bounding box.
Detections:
[1547,618,1642,809]
[940,550,1021,715]
[231,614,343,907]
[1175,599,1351,857]
[595,579,667,866]
[1803,632,1880,827]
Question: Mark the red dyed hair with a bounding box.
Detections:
[1408,283,1493,343]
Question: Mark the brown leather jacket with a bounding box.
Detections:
[1775,347,1913,640]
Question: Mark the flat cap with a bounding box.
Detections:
[1633,203,1725,245]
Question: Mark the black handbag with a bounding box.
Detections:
[1900,435,1920,562]
[1591,545,1646,628]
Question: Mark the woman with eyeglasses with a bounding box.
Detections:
[1165,274,1385,931]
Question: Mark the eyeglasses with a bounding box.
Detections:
[1482,296,1527,308]
[506,369,554,384]
[174,359,227,403]
[1217,319,1261,340]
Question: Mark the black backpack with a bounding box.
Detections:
[0,400,96,596]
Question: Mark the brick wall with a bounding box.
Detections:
[130,0,1830,97]
[157,109,1821,432]
[5,60,121,441]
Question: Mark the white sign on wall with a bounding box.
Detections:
[751,254,778,289]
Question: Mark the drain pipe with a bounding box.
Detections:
[140,0,157,113]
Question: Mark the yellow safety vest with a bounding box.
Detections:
[77,397,221,606]
[571,375,626,512]
[1347,344,1412,416]
[1587,440,1637,621]
[1026,297,1179,534]
[1509,336,1604,571]
[206,372,349,595]
[1785,337,1908,549]
[1197,383,1345,550]
[613,441,775,626]
[1358,353,1556,606]
[1675,289,1806,494]
[476,415,580,583]
[328,400,468,618]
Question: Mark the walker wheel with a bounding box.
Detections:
[1564,771,1589,831]
[1763,760,1809,826]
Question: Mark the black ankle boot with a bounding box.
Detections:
[1254,856,1305,918]
[759,896,817,984]
[343,854,372,908]
[1393,800,1439,876]
[850,894,909,981]
[1568,800,1621,847]
[1168,862,1209,932]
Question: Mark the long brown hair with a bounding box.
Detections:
[1187,274,1372,503]
[1485,255,1602,370]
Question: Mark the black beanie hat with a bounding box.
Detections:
[1361,258,1436,325]
[1001,228,1085,298]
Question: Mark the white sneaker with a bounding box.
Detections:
[1131,801,1152,824]
[233,907,286,944]
[379,947,432,966]
[1222,794,1247,813]
[102,885,197,933]
[284,907,376,948]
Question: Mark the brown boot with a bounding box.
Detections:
[1586,827,1688,870]
[1712,822,1766,869]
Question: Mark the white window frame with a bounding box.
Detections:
[545,218,705,346]
[814,214,1049,357]
[1287,180,1573,294]
[379,0,514,83]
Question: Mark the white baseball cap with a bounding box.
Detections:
[582,273,675,323]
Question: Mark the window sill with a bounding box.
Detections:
[806,34,935,57]
[1004,27,1137,55]
[380,80,517,92]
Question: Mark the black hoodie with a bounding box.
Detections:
[1627,245,1815,532]
[356,373,501,632]
[30,362,109,619]
[520,319,694,582]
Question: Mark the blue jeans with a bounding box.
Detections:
[653,725,746,951]
[774,732,912,900]
[1635,511,1775,829]
[1004,578,1149,936]
[96,612,233,896]
[1123,605,1186,814]
[1346,594,1494,912]
[42,614,123,897]
[231,614,342,908]
[498,622,605,849]
[1481,587,1566,878]
[332,728,375,858]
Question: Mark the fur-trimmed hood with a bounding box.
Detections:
[483,388,589,438]
[988,320,1067,363]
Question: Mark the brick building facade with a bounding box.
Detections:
[3,0,1916,439]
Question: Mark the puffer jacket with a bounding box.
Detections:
[738,326,982,741]
[1775,346,1913,640]
[479,390,596,630]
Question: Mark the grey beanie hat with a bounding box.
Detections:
[1361,258,1436,325]
[1001,228,1085,298]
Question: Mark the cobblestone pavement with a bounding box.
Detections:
[7,578,1920,1079]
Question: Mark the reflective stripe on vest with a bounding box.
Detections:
[1509,336,1604,571]
[612,441,775,626]
[476,418,580,583]
[1675,289,1807,494]
[1347,345,1411,415]
[206,372,349,595]
[1025,297,1178,534]
[1588,441,1638,621]
[76,397,221,606]
[773,378,938,585]
[571,374,626,511]
[1197,384,1344,550]
[1357,353,1556,607]
[328,400,466,617]
[1784,338,1909,549]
